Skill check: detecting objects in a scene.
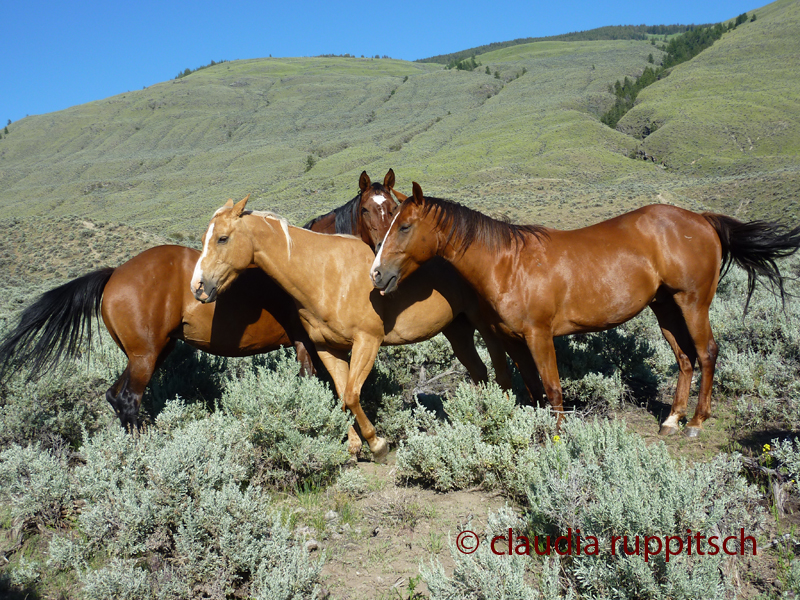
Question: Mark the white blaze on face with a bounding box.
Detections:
[372,192,391,220]
[371,210,400,275]
[191,222,214,292]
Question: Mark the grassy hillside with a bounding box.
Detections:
[0,1,797,238]
[619,0,800,217]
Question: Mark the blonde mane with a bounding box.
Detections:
[248,210,294,259]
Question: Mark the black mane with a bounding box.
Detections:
[420,195,548,252]
[302,193,361,236]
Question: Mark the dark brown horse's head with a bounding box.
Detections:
[191,196,255,303]
[371,182,439,294]
[356,169,401,249]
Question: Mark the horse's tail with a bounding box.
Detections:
[703,213,800,312]
[0,267,115,382]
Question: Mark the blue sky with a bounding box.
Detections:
[3,0,764,124]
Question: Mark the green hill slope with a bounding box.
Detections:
[0,0,797,239]
[618,0,800,216]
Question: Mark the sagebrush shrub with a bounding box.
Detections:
[397,382,558,492]
[219,349,351,488]
[40,399,325,599]
[524,419,763,600]
[769,437,800,481]
[422,507,563,600]
[0,366,113,451]
[423,419,764,600]
[0,442,72,530]
[710,257,800,429]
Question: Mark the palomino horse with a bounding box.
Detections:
[190,196,512,461]
[306,169,513,393]
[0,171,410,430]
[371,182,800,437]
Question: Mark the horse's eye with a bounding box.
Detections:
[217,236,229,244]
[399,224,411,233]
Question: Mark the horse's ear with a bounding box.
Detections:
[224,199,234,209]
[392,188,408,203]
[411,182,424,204]
[384,168,395,189]
[232,194,250,217]
[359,171,370,193]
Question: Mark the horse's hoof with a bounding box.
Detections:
[684,427,702,439]
[348,438,363,456]
[659,425,678,436]
[371,437,389,463]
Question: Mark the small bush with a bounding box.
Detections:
[423,420,764,600]
[219,350,351,488]
[524,419,763,599]
[0,442,73,531]
[712,258,800,429]
[769,437,800,481]
[397,382,558,493]
[0,367,113,451]
[423,507,562,600]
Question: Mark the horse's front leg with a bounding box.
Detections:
[315,346,362,456]
[344,335,388,462]
[525,330,565,423]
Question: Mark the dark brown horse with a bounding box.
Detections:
[0,171,410,430]
[0,246,318,429]
[303,169,407,246]
[371,182,800,437]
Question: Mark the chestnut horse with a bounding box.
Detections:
[190,196,512,461]
[0,171,408,430]
[371,182,800,437]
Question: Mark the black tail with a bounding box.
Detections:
[0,268,115,382]
[704,213,800,312]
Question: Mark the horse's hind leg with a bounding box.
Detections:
[106,342,174,431]
[650,298,717,437]
[503,338,545,406]
[675,301,718,437]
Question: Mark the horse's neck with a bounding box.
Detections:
[247,216,365,308]
[248,216,307,292]
[440,236,517,303]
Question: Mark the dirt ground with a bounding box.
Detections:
[297,455,508,600]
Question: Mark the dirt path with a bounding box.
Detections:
[289,454,511,600]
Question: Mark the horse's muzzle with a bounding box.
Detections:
[192,281,218,303]
[370,267,398,296]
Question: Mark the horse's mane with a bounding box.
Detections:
[247,209,294,257]
[302,193,361,235]
[420,196,548,252]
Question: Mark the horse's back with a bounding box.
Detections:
[533,205,723,334]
